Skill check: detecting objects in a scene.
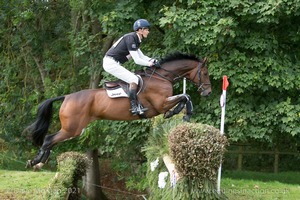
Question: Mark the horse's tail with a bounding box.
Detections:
[26,96,65,146]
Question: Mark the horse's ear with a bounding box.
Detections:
[203,57,208,66]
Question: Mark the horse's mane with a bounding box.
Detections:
[159,52,201,64]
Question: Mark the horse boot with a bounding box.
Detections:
[129,83,147,115]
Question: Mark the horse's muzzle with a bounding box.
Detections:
[198,83,212,96]
[201,89,212,96]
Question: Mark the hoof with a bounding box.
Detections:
[33,162,44,171]
[164,111,172,119]
[183,115,191,122]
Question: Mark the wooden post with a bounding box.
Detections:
[163,155,180,181]
[237,145,243,171]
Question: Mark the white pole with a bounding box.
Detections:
[183,78,186,94]
[217,76,229,194]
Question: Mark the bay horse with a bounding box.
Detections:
[25,52,212,170]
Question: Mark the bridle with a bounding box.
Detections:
[190,61,211,92]
[145,60,211,92]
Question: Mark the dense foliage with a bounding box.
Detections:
[0,0,299,171]
[158,0,300,148]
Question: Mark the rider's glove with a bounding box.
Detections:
[153,60,161,68]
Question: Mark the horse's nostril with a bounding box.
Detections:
[201,90,212,97]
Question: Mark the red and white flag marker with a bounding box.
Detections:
[217,75,229,193]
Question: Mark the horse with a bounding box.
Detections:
[25,52,212,170]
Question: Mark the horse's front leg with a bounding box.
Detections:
[163,94,193,121]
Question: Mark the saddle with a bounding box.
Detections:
[104,75,144,98]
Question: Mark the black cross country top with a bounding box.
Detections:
[106,32,141,64]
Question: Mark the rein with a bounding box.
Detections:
[144,60,210,92]
[142,68,173,83]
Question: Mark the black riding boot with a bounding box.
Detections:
[129,83,148,115]
[129,83,139,115]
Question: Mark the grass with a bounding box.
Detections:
[221,171,300,200]
[0,170,55,200]
[0,169,299,199]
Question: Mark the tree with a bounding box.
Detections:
[0,0,79,160]
[158,0,300,148]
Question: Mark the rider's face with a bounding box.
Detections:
[138,28,150,38]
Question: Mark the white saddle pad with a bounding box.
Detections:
[106,87,128,98]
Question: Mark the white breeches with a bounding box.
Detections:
[103,56,139,84]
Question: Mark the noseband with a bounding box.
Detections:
[190,61,211,92]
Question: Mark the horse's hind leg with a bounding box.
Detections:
[27,130,71,170]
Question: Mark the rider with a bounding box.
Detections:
[103,19,157,115]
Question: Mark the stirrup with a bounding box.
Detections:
[130,104,148,115]
[130,107,139,115]
[137,104,148,115]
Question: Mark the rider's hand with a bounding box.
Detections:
[149,58,160,68]
[151,60,161,68]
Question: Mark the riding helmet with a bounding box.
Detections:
[133,19,150,31]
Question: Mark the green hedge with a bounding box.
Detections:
[145,116,228,199]
[44,152,90,200]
